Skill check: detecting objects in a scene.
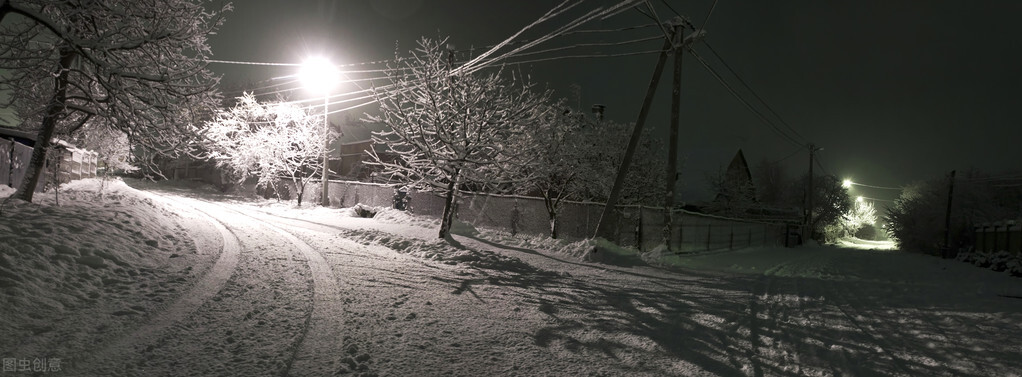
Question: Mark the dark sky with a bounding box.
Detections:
[207,0,1022,204]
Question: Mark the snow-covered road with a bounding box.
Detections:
[2,179,1021,376]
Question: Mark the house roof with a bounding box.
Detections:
[0,126,35,141]
[725,148,753,183]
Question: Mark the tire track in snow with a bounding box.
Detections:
[83,193,241,372]
[822,279,915,375]
[902,307,993,376]
[197,200,346,376]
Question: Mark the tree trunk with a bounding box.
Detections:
[294,177,304,207]
[543,193,559,239]
[438,170,460,239]
[13,47,77,202]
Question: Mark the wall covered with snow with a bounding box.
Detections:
[316,180,788,252]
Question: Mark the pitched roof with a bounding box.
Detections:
[725,148,752,183]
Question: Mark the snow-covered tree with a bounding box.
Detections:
[705,167,756,217]
[583,121,667,207]
[841,199,878,236]
[522,105,599,239]
[753,157,790,206]
[366,37,550,239]
[886,170,1022,253]
[201,93,325,206]
[0,0,228,202]
[791,174,852,240]
[68,120,134,174]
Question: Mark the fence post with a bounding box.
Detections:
[989,221,997,251]
[1001,218,1009,254]
[706,223,712,251]
[984,224,990,252]
[636,206,643,251]
[678,212,684,252]
[729,225,734,250]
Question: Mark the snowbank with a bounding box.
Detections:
[0,178,216,361]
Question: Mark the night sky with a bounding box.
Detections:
[207,0,1022,205]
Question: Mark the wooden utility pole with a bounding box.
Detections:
[806,143,816,240]
[595,22,704,240]
[593,29,673,240]
[663,20,684,251]
[942,170,956,258]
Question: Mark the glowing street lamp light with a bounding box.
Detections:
[856,196,864,203]
[842,179,853,189]
[299,57,340,207]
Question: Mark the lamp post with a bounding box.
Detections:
[299,57,340,207]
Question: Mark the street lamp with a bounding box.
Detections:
[842,179,853,189]
[856,196,864,203]
[299,57,340,207]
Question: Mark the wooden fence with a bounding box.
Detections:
[1,137,98,190]
[974,220,1022,253]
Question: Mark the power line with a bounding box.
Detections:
[688,47,806,148]
[221,78,301,97]
[849,181,903,190]
[700,0,720,30]
[963,174,1022,182]
[659,0,683,19]
[216,0,654,124]
[814,156,832,177]
[461,0,648,76]
[505,34,664,59]
[562,23,659,35]
[206,59,299,67]
[772,147,803,164]
[702,41,807,144]
[506,48,664,65]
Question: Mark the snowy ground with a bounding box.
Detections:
[1,178,1021,376]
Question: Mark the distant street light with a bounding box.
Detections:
[856,196,864,203]
[841,178,902,190]
[299,57,340,207]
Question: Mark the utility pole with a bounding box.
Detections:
[942,170,956,258]
[595,22,704,240]
[663,19,684,252]
[320,95,330,206]
[594,27,672,240]
[806,143,816,240]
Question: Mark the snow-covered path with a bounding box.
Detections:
[2,180,1021,376]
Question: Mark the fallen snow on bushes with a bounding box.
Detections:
[957,248,1022,276]
[2,179,1021,376]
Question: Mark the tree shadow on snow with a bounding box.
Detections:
[429,241,1022,377]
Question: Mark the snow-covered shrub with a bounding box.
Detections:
[989,250,1013,272]
[885,172,1022,254]
[972,251,992,268]
[1006,254,1022,276]
[955,247,973,262]
[353,204,378,218]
